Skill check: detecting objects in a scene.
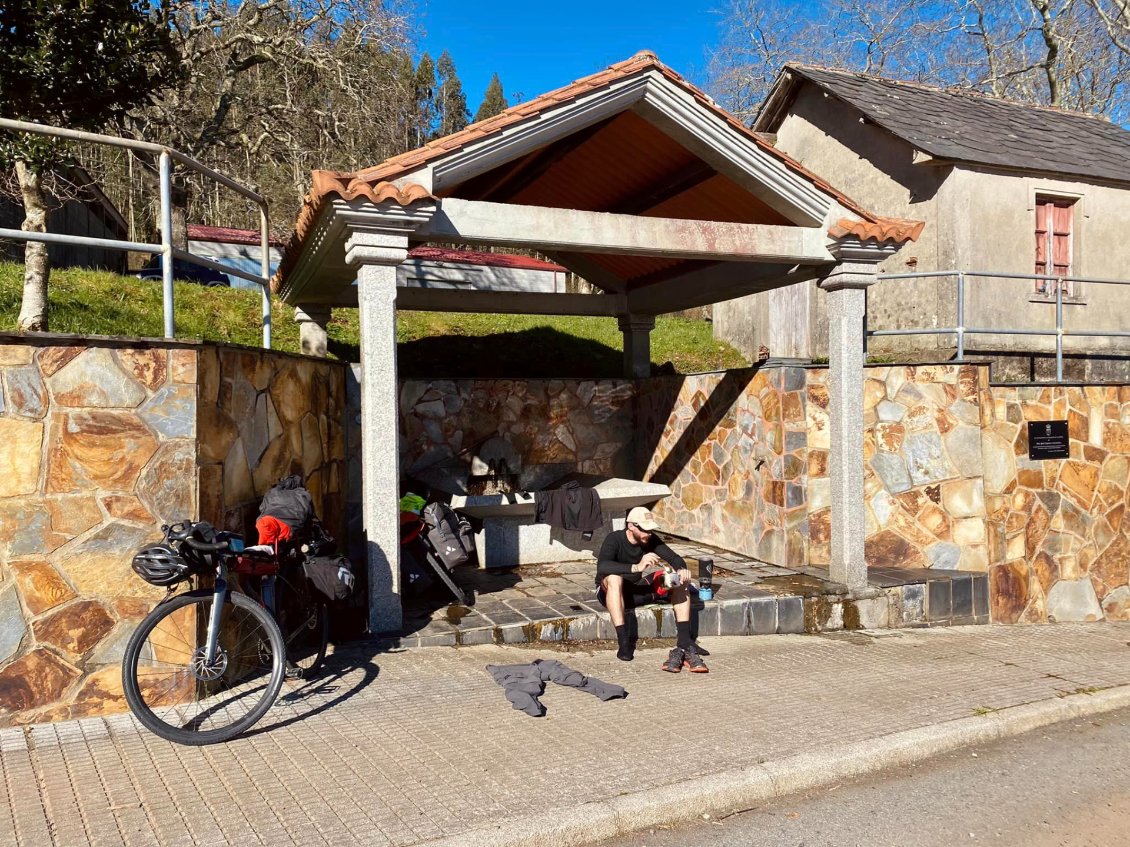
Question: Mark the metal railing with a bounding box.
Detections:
[869,270,1130,383]
[0,118,272,347]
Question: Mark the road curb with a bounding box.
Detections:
[414,684,1130,847]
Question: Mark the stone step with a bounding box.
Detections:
[391,576,990,648]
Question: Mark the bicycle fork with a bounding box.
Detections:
[202,568,230,666]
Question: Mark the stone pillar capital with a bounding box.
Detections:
[294,305,332,324]
[345,230,411,268]
[617,314,656,333]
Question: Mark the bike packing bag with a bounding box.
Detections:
[233,549,279,576]
[303,555,354,601]
[422,502,475,570]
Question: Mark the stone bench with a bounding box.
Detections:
[450,478,671,568]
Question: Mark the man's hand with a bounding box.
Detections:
[676,568,691,585]
[639,552,662,569]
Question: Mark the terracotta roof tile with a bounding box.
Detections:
[828,217,925,245]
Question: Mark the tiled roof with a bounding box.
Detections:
[187,224,284,247]
[767,65,1130,185]
[277,52,919,293]
[407,246,566,272]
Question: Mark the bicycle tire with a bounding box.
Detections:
[277,572,328,679]
[122,590,286,746]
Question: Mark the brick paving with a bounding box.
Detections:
[2,623,1129,846]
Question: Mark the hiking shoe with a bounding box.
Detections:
[683,646,709,673]
[661,647,685,673]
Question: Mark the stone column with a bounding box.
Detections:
[294,306,332,358]
[818,254,884,593]
[345,230,410,634]
[618,314,655,378]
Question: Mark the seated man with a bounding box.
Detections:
[596,507,708,673]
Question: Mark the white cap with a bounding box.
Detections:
[626,507,660,531]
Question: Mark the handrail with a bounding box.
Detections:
[0,117,272,348]
[871,270,1130,383]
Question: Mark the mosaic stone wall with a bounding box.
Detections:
[637,364,996,575]
[0,341,195,725]
[0,339,348,727]
[198,346,347,543]
[398,378,637,492]
[637,368,809,566]
[815,364,993,573]
[984,386,1130,624]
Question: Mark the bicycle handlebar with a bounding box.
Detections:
[184,536,230,553]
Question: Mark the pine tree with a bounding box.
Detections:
[474,72,509,123]
[413,52,437,147]
[434,50,469,138]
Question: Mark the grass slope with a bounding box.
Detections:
[0,262,748,377]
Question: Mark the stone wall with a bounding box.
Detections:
[637,368,809,566]
[0,338,349,727]
[0,340,196,725]
[840,364,992,574]
[983,385,1130,624]
[398,378,637,492]
[197,346,347,542]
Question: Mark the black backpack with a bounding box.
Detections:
[422,502,476,570]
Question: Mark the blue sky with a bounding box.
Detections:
[415,0,725,110]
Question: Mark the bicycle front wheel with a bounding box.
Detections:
[122,590,286,746]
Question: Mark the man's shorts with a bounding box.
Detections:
[596,576,664,608]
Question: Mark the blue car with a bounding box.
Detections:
[136,258,230,287]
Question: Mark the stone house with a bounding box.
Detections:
[715,65,1130,381]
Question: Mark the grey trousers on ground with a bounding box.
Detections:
[486,659,628,717]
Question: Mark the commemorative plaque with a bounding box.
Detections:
[1027,420,1069,460]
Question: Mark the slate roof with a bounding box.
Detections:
[758,65,1130,186]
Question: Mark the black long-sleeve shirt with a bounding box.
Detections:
[595,529,685,586]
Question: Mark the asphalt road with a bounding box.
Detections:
[601,705,1130,847]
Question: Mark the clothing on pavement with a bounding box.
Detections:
[485,658,627,717]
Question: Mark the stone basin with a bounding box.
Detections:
[450,477,671,568]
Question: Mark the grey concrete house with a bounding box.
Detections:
[715,65,1130,381]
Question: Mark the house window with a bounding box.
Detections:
[1034,197,1074,296]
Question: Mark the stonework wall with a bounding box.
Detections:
[197,347,347,542]
[983,385,1130,624]
[842,363,992,573]
[0,339,349,728]
[638,368,809,566]
[0,340,196,725]
[398,379,637,491]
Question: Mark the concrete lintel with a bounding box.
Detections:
[396,287,625,316]
[416,197,832,264]
[628,261,829,314]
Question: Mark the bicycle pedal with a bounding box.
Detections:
[284,663,304,680]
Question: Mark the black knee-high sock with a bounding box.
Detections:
[615,624,629,648]
[676,620,692,650]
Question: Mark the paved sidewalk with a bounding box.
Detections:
[2,623,1129,847]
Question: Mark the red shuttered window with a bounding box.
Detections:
[1035,197,1074,295]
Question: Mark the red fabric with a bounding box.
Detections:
[256,515,292,546]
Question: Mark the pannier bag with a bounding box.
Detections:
[422,502,476,570]
[303,555,355,601]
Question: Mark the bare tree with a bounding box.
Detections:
[711,0,1130,123]
[123,0,411,242]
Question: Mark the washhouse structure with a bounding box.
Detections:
[273,52,921,632]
